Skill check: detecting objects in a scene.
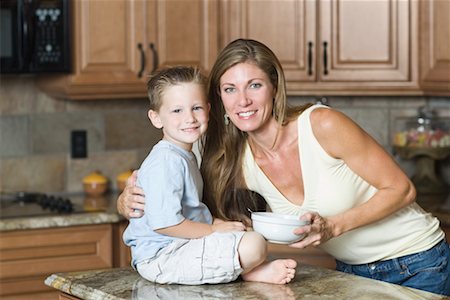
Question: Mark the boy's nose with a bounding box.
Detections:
[185,111,196,123]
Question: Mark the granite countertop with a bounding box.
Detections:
[0,193,124,231]
[45,264,449,300]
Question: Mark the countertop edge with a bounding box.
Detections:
[0,212,124,231]
[45,272,122,300]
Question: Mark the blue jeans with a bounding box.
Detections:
[336,239,450,296]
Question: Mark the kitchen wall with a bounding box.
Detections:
[1,76,449,196]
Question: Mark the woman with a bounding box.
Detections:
[118,39,449,295]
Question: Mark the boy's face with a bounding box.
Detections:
[148,82,210,151]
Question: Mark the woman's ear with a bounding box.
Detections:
[148,110,163,129]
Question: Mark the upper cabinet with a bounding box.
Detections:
[220,0,420,95]
[38,0,449,99]
[220,0,316,84]
[419,0,450,96]
[38,0,219,100]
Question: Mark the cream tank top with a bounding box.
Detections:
[243,104,444,264]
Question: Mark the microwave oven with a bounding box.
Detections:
[0,0,71,74]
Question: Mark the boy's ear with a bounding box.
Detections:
[148,110,163,129]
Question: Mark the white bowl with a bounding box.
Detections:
[251,212,309,244]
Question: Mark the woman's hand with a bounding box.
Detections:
[288,211,335,248]
[212,220,247,232]
[116,170,145,219]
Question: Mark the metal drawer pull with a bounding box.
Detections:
[137,43,146,78]
[308,41,313,76]
[323,41,328,75]
[149,43,159,74]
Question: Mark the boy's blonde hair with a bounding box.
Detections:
[147,66,207,111]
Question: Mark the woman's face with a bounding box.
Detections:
[219,62,276,133]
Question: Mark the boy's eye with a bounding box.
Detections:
[193,106,203,111]
[172,108,182,113]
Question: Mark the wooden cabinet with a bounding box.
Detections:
[38,0,219,100]
[112,220,131,268]
[37,0,449,99]
[220,0,420,95]
[220,0,316,85]
[268,243,336,270]
[419,0,450,96]
[0,224,122,300]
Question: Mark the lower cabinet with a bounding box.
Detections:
[268,243,336,270]
[0,222,130,300]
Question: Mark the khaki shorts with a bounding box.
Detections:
[136,231,245,285]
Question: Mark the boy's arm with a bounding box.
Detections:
[156,219,246,239]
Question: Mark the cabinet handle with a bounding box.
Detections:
[137,43,146,78]
[149,43,159,74]
[323,41,328,75]
[308,42,313,76]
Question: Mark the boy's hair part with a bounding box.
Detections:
[147,66,207,111]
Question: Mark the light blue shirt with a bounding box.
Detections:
[123,140,213,268]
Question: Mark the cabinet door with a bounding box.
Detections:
[219,0,419,95]
[145,0,219,74]
[0,225,112,300]
[220,0,316,87]
[318,0,417,84]
[38,0,148,100]
[419,0,450,95]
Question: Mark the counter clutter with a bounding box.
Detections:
[45,265,449,300]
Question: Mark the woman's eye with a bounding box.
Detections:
[250,82,262,89]
[223,87,235,93]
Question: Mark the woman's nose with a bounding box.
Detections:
[238,91,251,106]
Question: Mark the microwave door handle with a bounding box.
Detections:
[22,0,35,68]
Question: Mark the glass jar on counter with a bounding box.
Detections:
[392,106,450,209]
[393,106,450,149]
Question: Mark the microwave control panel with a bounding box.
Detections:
[30,0,70,72]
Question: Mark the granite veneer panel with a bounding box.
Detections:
[30,112,104,154]
[340,107,390,147]
[67,150,139,192]
[0,115,29,158]
[1,154,65,192]
[105,111,162,150]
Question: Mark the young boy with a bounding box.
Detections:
[123,66,296,285]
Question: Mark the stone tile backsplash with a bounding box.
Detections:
[0,77,449,194]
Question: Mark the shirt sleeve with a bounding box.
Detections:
[138,151,187,230]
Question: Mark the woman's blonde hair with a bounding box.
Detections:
[200,39,311,224]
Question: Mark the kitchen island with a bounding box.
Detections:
[46,264,449,300]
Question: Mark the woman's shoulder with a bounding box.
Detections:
[309,106,350,132]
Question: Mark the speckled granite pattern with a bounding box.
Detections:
[45,265,449,300]
[0,193,124,231]
[0,212,123,231]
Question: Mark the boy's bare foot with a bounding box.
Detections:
[241,259,297,284]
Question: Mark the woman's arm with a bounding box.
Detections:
[116,170,146,219]
[291,108,415,248]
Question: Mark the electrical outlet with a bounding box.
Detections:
[71,130,87,158]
